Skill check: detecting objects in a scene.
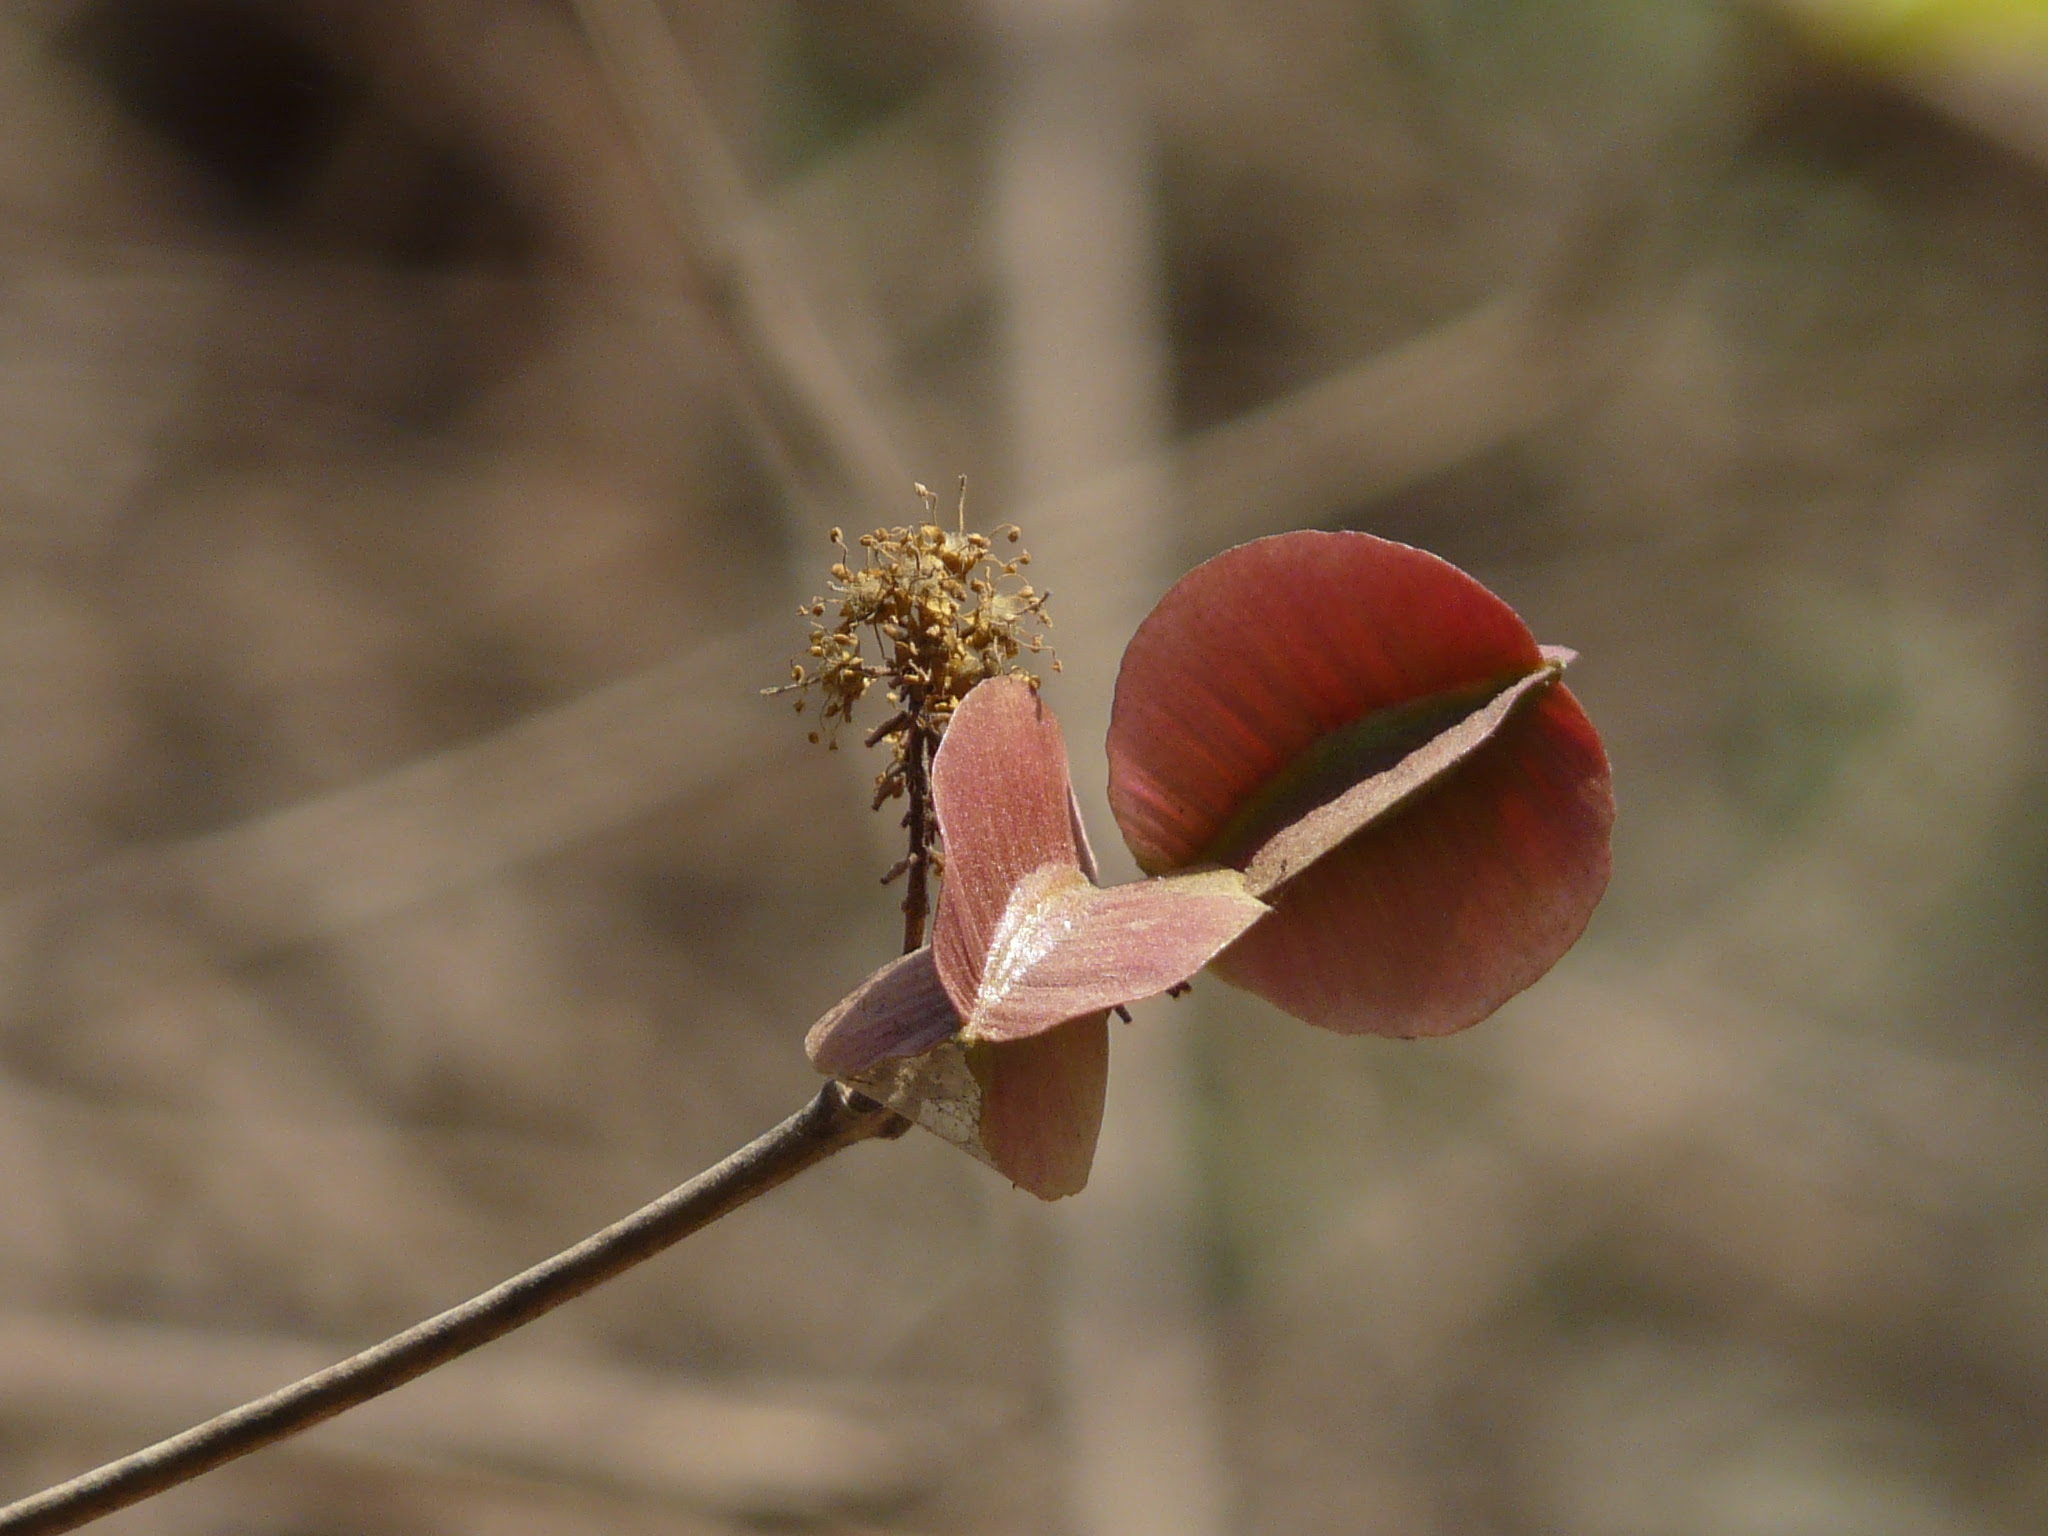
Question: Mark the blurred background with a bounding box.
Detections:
[2,1,2046,1532]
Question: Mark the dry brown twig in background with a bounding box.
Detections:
[0,1084,902,1536]
[566,0,912,517]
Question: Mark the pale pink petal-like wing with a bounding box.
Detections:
[1108,531,1542,874]
[1239,661,1563,897]
[805,946,960,1076]
[931,677,1082,1017]
[1213,684,1613,1036]
[961,865,1267,1043]
[973,1013,1109,1200]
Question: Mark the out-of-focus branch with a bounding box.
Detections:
[0,1309,963,1521]
[0,282,1622,968]
[1177,148,1664,551]
[1765,0,2048,176]
[566,0,912,516]
[1018,276,1633,617]
[0,147,1659,966]
[982,4,1229,1533]
[1176,289,1586,546]
[0,1084,899,1536]
[0,617,784,958]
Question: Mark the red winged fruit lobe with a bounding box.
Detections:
[1106,530,1614,1038]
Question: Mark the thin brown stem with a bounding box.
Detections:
[0,1084,899,1536]
[899,718,934,953]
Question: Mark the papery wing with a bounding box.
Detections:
[1213,684,1612,1036]
[963,866,1266,1043]
[1108,531,1542,874]
[931,677,1082,1016]
[973,1014,1109,1200]
[806,946,960,1075]
[844,1016,1111,1200]
[845,1039,993,1171]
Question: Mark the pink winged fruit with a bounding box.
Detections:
[809,528,1614,1198]
[1107,529,1613,1037]
[807,676,1267,1198]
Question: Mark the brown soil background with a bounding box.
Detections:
[2,3,2045,1533]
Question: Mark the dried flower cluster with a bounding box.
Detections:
[769,482,1054,801]
[770,481,1058,950]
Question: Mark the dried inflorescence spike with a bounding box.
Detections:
[767,480,1054,800]
[769,480,1056,951]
